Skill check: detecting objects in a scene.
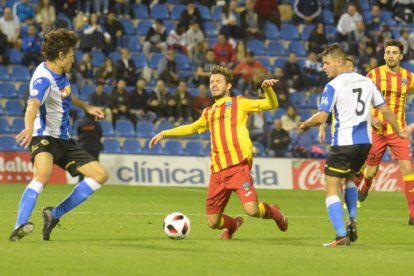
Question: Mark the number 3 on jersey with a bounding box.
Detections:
[353,88,365,116]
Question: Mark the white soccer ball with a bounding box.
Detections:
[163,212,191,240]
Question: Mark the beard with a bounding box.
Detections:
[212,90,226,100]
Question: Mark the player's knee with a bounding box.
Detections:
[244,207,259,217]
[89,166,109,185]
[206,217,220,229]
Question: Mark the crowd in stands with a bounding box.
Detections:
[1,0,414,158]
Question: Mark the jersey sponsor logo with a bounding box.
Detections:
[40,139,49,146]
[34,79,43,86]
[320,96,329,106]
[60,86,71,99]
[244,191,253,197]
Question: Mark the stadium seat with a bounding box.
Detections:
[150,4,170,20]
[256,57,272,72]
[301,24,315,41]
[136,121,156,138]
[175,53,190,70]
[132,3,149,19]
[120,19,136,36]
[131,53,148,69]
[323,127,332,144]
[362,10,372,22]
[109,51,121,63]
[253,142,266,157]
[288,41,307,57]
[102,139,122,153]
[307,93,320,109]
[205,142,211,155]
[196,5,211,21]
[290,92,306,108]
[75,49,83,61]
[360,1,370,10]
[273,108,286,119]
[11,117,24,133]
[246,39,266,56]
[325,25,337,42]
[164,20,175,33]
[164,140,184,155]
[80,85,95,101]
[115,120,136,137]
[0,65,10,81]
[99,120,115,137]
[11,66,30,82]
[187,88,199,97]
[90,51,106,67]
[123,139,142,154]
[0,136,17,151]
[267,41,287,56]
[281,23,300,40]
[406,113,414,124]
[123,36,142,52]
[298,109,312,120]
[184,141,204,156]
[273,58,288,68]
[308,127,320,144]
[17,83,29,99]
[401,61,414,72]
[203,21,219,38]
[0,118,11,134]
[171,4,186,20]
[199,131,210,140]
[0,83,18,99]
[9,48,23,64]
[143,140,163,154]
[157,121,174,132]
[264,23,280,40]
[150,53,164,69]
[322,9,335,25]
[136,20,152,36]
[4,100,24,116]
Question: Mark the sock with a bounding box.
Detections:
[326,195,346,237]
[218,214,238,230]
[353,169,364,188]
[344,181,358,219]
[363,169,373,190]
[258,202,283,221]
[15,181,43,229]
[52,178,101,219]
[403,174,414,219]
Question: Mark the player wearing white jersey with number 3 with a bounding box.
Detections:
[9,29,109,242]
[300,44,406,247]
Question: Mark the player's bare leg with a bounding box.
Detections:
[397,160,414,224]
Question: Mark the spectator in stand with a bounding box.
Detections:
[366,4,381,33]
[167,22,187,54]
[186,21,205,63]
[103,11,124,53]
[235,40,247,63]
[233,51,267,95]
[220,2,244,40]
[293,0,322,24]
[147,79,176,123]
[130,78,156,123]
[96,57,116,86]
[408,30,414,58]
[13,0,35,24]
[21,24,42,67]
[175,80,194,123]
[179,2,203,31]
[192,40,208,67]
[142,19,168,58]
[272,67,289,108]
[268,119,291,157]
[193,84,213,120]
[115,47,137,86]
[336,3,363,42]
[110,79,136,127]
[157,49,179,86]
[0,29,8,65]
[240,0,265,41]
[114,0,132,19]
[361,56,379,76]
[94,0,109,16]
[375,24,393,55]
[77,52,94,87]
[89,82,112,121]
[281,105,301,132]
[55,0,77,19]
[194,49,215,86]
[347,21,374,56]
[290,122,312,158]
[77,0,93,16]
[35,0,56,33]
[254,0,281,27]
[308,22,328,54]
[303,52,325,92]
[399,29,410,59]
[212,34,236,68]
[248,111,268,147]
[80,13,111,53]
[283,52,304,91]
[0,8,21,48]
[374,0,393,11]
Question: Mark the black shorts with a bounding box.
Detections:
[30,136,96,177]
[324,144,371,178]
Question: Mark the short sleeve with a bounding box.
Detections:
[371,82,385,108]
[319,84,336,113]
[29,77,51,103]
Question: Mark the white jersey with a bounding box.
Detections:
[319,72,385,146]
[29,62,73,140]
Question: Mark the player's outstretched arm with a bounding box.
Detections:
[378,104,408,139]
[318,124,326,144]
[258,79,279,110]
[72,94,104,120]
[16,98,41,148]
[149,132,164,149]
[300,111,329,132]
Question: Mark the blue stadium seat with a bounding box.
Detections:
[256,57,272,72]
[0,83,18,99]
[205,142,211,155]
[322,9,334,25]
[102,139,122,153]
[301,24,315,40]
[246,39,266,56]
[132,3,149,19]
[212,5,222,21]
[123,139,142,154]
[264,23,280,40]
[203,21,219,38]
[90,51,106,67]
[288,41,307,57]
[360,1,371,10]
[164,140,184,155]
[11,66,30,82]
[267,41,287,56]
[136,121,155,138]
[307,93,320,109]
[382,149,391,161]
[5,0,19,8]
[157,121,174,132]
[150,4,170,20]
[401,61,414,72]
[406,113,414,124]
[17,83,29,99]
[362,11,372,22]
[120,19,136,35]
[274,58,288,68]
[0,118,11,134]
[273,108,286,119]
[325,25,337,42]
[75,49,83,61]
[323,127,332,144]
[196,5,211,21]
[150,53,164,69]
[187,88,199,97]
[289,92,306,108]
[253,142,266,157]
[200,131,210,140]
[9,48,23,64]
[0,65,10,81]
[171,4,186,20]
[308,127,320,144]
[281,23,300,40]
[131,53,148,69]
[175,53,190,70]
[164,20,175,33]
[80,85,95,101]
[136,20,152,36]
[143,140,163,154]
[99,120,115,137]
[116,120,136,137]
[298,109,312,120]
[124,36,142,52]
[11,117,24,133]
[109,51,121,62]
[5,100,24,116]
[0,136,18,151]
[184,141,204,156]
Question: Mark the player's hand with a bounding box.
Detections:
[149,132,164,149]
[398,129,409,140]
[86,106,104,121]
[371,117,382,129]
[299,122,309,133]
[318,127,325,144]
[16,128,33,149]
[261,79,279,89]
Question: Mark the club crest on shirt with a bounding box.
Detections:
[320,96,329,106]
[242,182,251,191]
[30,89,39,96]
[61,86,71,99]
[402,78,407,85]
[225,101,232,107]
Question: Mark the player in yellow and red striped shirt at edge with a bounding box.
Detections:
[150,65,288,239]
[358,39,414,225]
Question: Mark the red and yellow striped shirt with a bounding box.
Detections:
[162,87,278,172]
[367,65,414,135]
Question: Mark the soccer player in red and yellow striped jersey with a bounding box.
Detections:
[150,65,288,239]
[359,40,414,225]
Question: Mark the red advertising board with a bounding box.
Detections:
[292,159,404,192]
[0,152,67,184]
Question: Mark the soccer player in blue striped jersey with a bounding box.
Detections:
[9,29,109,242]
[300,44,407,247]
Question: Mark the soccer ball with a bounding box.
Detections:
[163,212,191,240]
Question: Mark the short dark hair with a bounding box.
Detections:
[384,39,404,53]
[319,43,346,62]
[210,65,234,84]
[41,29,79,61]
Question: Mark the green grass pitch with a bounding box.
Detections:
[1,184,414,275]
